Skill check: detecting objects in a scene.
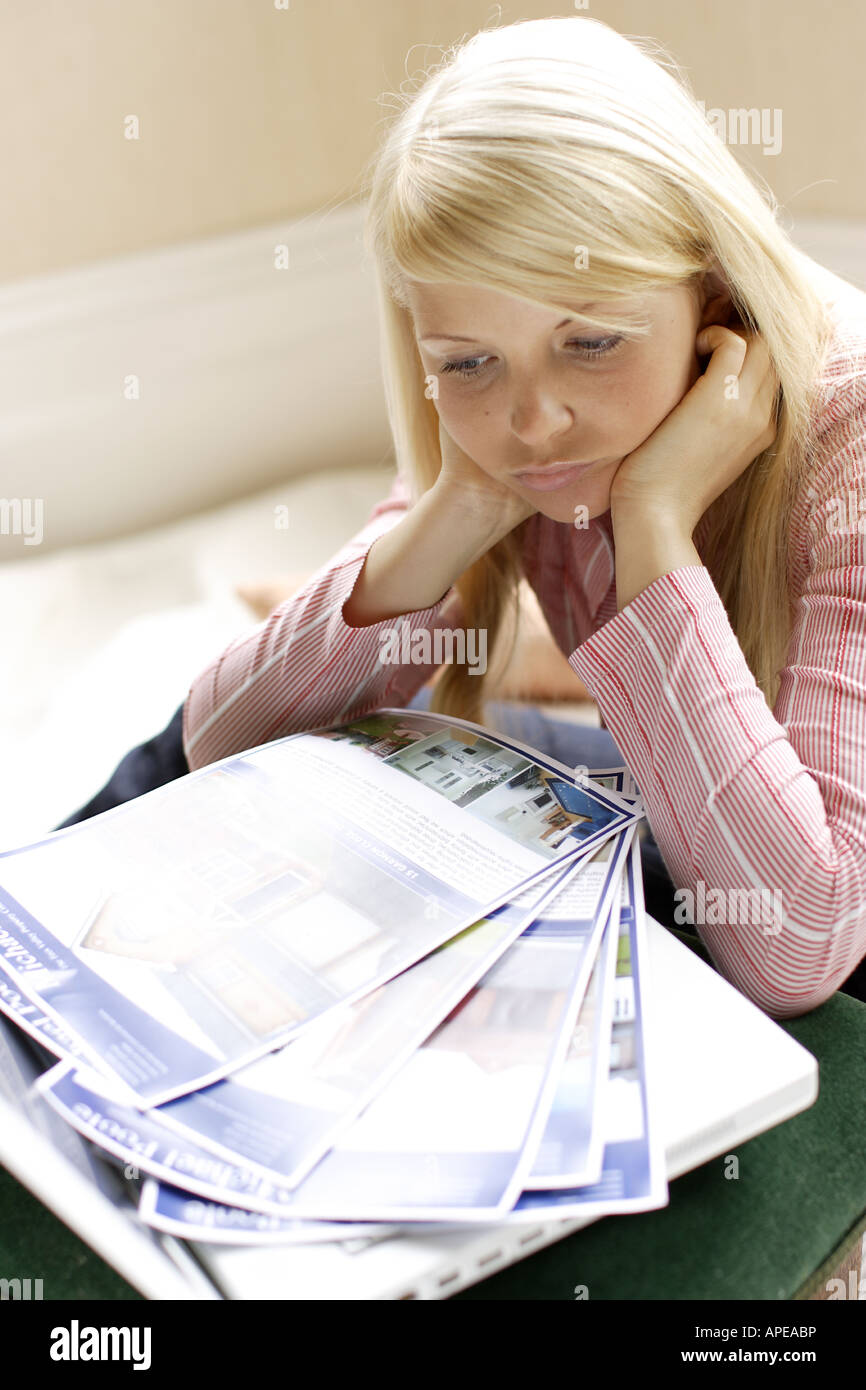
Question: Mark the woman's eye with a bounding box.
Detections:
[440,335,624,379]
[440,354,490,378]
[571,334,624,359]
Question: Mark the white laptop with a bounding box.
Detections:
[0,913,818,1301]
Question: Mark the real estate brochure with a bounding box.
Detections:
[0,707,670,1287]
[38,824,633,1222]
[0,709,638,1105]
[126,828,665,1243]
[35,855,581,1197]
[525,895,618,1189]
[502,833,669,1221]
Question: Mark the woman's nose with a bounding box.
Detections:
[509,388,575,446]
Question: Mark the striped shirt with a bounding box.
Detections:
[183,276,866,1018]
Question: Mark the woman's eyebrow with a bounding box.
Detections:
[419,306,606,344]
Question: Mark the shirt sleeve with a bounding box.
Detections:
[182,472,463,770]
[568,403,866,1020]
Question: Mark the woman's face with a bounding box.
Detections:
[408,279,710,525]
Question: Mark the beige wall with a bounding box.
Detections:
[0,0,863,285]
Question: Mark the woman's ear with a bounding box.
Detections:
[697,264,737,331]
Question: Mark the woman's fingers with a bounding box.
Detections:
[698,325,779,447]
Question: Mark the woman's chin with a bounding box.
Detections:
[532,484,611,526]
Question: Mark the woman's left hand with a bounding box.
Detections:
[608,326,780,535]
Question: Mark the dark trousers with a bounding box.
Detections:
[55,693,865,1003]
[54,703,189,829]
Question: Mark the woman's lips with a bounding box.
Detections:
[514,460,601,492]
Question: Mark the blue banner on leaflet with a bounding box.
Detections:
[0,887,220,1094]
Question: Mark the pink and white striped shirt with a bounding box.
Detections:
[183,277,866,1019]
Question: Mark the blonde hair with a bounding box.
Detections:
[361,15,835,723]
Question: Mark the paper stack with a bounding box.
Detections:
[0,707,668,1253]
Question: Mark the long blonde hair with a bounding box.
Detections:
[361,15,835,723]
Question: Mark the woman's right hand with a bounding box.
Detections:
[343,418,538,629]
[434,418,538,543]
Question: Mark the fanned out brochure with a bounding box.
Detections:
[32,859,585,1204]
[0,706,672,1279]
[524,886,618,1190]
[503,832,669,1221]
[0,709,639,1106]
[39,828,633,1222]
[0,1017,395,1260]
[125,825,667,1244]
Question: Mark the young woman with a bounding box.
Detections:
[59,16,866,1017]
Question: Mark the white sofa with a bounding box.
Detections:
[2,208,861,848]
[1,464,407,845]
